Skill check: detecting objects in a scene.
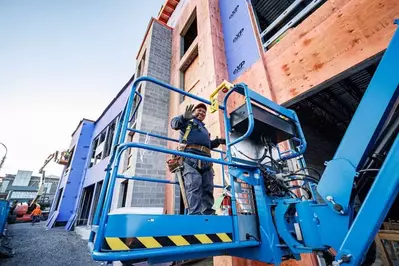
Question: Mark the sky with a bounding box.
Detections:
[0,0,165,177]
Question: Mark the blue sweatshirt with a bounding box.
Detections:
[171,115,220,156]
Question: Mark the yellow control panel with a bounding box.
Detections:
[210,80,233,113]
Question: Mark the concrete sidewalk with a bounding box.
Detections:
[1,222,101,266]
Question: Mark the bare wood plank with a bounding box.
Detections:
[378,231,399,241]
[374,235,393,266]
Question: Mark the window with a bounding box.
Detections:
[129,87,142,129]
[120,180,128,208]
[43,183,52,194]
[55,188,63,211]
[179,10,199,102]
[0,180,9,193]
[251,0,326,49]
[103,119,117,158]
[66,146,75,169]
[181,10,197,57]
[94,132,106,163]
[89,115,120,167]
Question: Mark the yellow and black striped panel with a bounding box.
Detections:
[104,233,233,251]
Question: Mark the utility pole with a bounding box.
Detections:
[0,142,8,171]
[42,170,47,204]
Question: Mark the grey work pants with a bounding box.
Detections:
[182,158,215,215]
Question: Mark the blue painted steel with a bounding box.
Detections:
[91,23,399,264]
[89,108,126,243]
[222,83,307,162]
[116,142,230,167]
[90,75,308,263]
[92,240,259,261]
[105,214,233,237]
[295,201,350,250]
[274,199,313,255]
[226,84,255,148]
[317,20,399,213]
[0,200,9,235]
[126,127,225,154]
[116,174,225,189]
[220,152,226,187]
[127,127,179,143]
[129,91,142,122]
[309,203,350,251]
[91,76,235,261]
[57,121,95,223]
[335,134,399,265]
[229,168,285,264]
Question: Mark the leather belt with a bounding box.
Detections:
[185,144,211,155]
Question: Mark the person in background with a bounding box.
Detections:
[31,205,42,225]
[171,103,225,215]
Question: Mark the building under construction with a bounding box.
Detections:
[49,0,399,265]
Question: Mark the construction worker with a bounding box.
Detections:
[30,205,42,225]
[171,103,225,215]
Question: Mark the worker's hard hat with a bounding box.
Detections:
[194,103,207,111]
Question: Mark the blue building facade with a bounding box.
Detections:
[48,19,173,230]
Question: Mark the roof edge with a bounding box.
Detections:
[94,73,135,123]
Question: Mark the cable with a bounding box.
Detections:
[246,233,259,242]
[259,164,298,199]
[233,146,267,161]
[284,173,319,183]
[288,185,312,199]
[233,146,282,171]
[358,168,380,173]
[294,167,322,178]
[289,173,319,180]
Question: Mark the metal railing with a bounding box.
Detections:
[89,76,251,257]
[89,76,307,262]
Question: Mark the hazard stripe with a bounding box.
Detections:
[154,236,176,247]
[194,234,213,244]
[104,233,233,251]
[207,234,223,243]
[137,237,162,248]
[105,237,130,250]
[168,235,190,246]
[217,233,232,242]
[122,237,145,249]
[182,234,202,245]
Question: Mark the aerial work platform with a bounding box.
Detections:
[88,20,399,266]
[88,74,307,265]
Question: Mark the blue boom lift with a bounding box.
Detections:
[88,20,399,266]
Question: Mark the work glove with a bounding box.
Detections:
[214,137,226,145]
[218,138,226,145]
[183,104,195,120]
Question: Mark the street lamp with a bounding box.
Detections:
[0,142,8,171]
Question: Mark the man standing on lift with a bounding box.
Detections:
[171,103,225,215]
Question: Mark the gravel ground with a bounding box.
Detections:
[1,222,102,266]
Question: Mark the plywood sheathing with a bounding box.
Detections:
[264,0,399,104]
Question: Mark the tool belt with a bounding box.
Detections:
[185,144,211,156]
[166,144,211,173]
[166,154,183,173]
[166,120,212,173]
